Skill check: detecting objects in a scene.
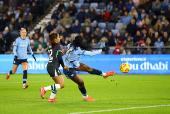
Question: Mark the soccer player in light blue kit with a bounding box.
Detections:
[63,36,115,101]
[6,28,36,89]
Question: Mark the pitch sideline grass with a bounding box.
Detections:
[0,74,170,114]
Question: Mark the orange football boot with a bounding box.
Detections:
[103,71,115,78]
[82,96,96,101]
[40,87,46,99]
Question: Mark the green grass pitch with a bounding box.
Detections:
[0,74,170,114]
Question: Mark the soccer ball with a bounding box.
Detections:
[120,63,130,73]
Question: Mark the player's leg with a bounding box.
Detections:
[6,64,19,80]
[71,75,96,101]
[21,62,29,89]
[76,62,115,78]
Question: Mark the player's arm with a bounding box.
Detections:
[62,49,67,56]
[83,49,102,56]
[13,39,18,57]
[27,39,36,61]
[57,50,65,68]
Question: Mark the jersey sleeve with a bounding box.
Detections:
[67,43,71,49]
[83,49,102,56]
[57,49,65,68]
[13,39,19,56]
[27,39,33,55]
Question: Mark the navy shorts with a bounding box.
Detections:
[47,64,61,77]
[13,58,28,65]
[63,68,77,79]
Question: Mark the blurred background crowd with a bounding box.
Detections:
[0,0,170,54]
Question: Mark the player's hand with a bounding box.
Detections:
[102,46,109,51]
[32,54,36,61]
[64,65,69,71]
[14,55,18,61]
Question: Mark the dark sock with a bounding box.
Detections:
[79,87,87,96]
[51,84,57,94]
[23,70,27,84]
[9,70,13,75]
[91,69,102,76]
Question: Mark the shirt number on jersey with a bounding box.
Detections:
[48,49,53,62]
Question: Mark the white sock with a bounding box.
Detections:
[54,84,61,91]
[44,85,52,91]
[50,92,56,99]
[102,73,106,76]
[83,94,88,98]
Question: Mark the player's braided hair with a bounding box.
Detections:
[49,32,59,49]
[72,36,91,51]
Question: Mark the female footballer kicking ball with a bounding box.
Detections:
[6,28,36,89]
[40,32,69,102]
[63,36,115,101]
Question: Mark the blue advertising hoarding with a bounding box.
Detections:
[0,54,169,74]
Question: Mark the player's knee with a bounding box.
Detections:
[60,83,65,89]
[12,70,16,74]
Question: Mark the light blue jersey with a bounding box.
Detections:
[64,43,102,68]
[13,37,33,59]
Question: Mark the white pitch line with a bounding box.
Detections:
[68,104,170,114]
[0,80,52,84]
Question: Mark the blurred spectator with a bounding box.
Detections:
[137,37,145,47]
[20,3,28,13]
[91,39,98,46]
[61,13,73,27]
[0,14,8,32]
[142,14,151,25]
[58,1,66,12]
[70,33,75,42]
[133,0,140,7]
[7,7,15,21]
[126,0,136,12]
[85,7,96,22]
[39,22,46,33]
[73,20,81,33]
[160,0,170,14]
[98,36,108,52]
[126,19,137,37]
[114,38,124,54]
[30,44,37,51]
[95,11,102,22]
[107,1,114,12]
[15,9,23,20]
[133,30,142,43]
[119,11,133,30]
[154,37,164,54]
[143,38,152,54]
[22,8,33,27]
[148,9,155,19]
[3,27,12,51]
[151,15,158,26]
[65,21,73,34]
[111,7,120,23]
[90,33,99,43]
[161,16,166,24]
[9,0,17,10]
[119,46,126,55]
[116,0,125,10]
[59,35,64,45]
[29,34,34,44]
[102,28,109,37]
[37,44,44,54]
[46,20,56,33]
[165,37,170,54]
[138,0,146,9]
[115,32,122,43]
[120,5,128,16]
[76,8,86,23]
[101,7,111,21]
[62,36,71,46]
[144,0,152,12]
[164,5,170,22]
[84,27,91,43]
[129,6,138,19]
[107,31,115,46]
[151,32,159,44]
[56,23,63,33]
[138,9,146,20]
[59,28,68,38]
[0,32,6,54]
[35,36,46,49]
[0,1,8,13]
[162,31,169,43]
[58,9,66,20]
[93,27,102,40]
[34,33,39,42]
[37,0,45,16]
[9,17,19,31]
[80,21,91,33]
[138,21,144,32]
[51,10,59,20]
[123,36,134,52]
[161,19,170,35]
[67,1,77,16]
[43,29,49,42]
[45,41,50,49]
[30,2,39,21]
[148,28,154,38]
[122,31,129,41]
[152,0,162,15]
[126,50,132,54]
[91,20,98,33]
[145,20,152,32]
